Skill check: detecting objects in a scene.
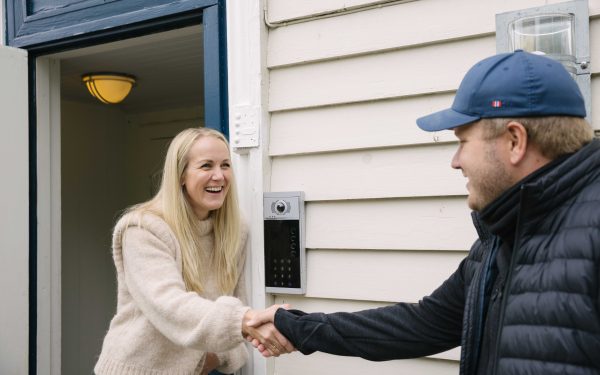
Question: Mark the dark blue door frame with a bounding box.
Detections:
[203,2,229,137]
[5,1,228,373]
[6,0,228,134]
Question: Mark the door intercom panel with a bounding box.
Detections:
[263,192,306,294]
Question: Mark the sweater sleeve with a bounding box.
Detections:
[215,343,249,374]
[274,258,468,361]
[121,225,250,352]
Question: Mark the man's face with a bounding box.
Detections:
[451,121,513,211]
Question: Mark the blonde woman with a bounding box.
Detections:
[95,128,292,375]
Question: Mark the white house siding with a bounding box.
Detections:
[264,0,600,374]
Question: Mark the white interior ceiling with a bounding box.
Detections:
[57,25,204,112]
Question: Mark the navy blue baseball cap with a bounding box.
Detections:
[416,50,586,132]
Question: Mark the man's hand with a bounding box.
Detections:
[245,304,280,327]
[200,352,219,375]
[242,304,294,356]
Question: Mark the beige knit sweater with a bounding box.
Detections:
[94,211,250,375]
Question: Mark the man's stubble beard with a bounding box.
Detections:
[468,144,514,212]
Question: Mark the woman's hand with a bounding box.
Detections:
[200,352,219,375]
[242,305,294,356]
[246,322,295,358]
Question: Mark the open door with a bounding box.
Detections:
[3,2,229,374]
[0,46,29,373]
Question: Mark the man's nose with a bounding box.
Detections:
[451,150,461,170]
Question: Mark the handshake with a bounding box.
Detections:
[242,304,295,357]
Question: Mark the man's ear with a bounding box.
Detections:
[505,121,528,165]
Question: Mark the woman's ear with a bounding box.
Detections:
[505,121,528,165]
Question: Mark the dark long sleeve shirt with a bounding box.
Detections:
[274,260,468,361]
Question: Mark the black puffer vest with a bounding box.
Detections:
[460,139,600,375]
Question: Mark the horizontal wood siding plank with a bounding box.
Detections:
[305,199,476,250]
[267,0,403,23]
[271,143,466,200]
[268,0,518,67]
[272,295,461,361]
[273,295,389,311]
[267,0,600,23]
[268,36,495,111]
[269,93,456,155]
[267,0,600,67]
[273,348,460,374]
[302,249,465,302]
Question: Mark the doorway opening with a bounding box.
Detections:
[50,24,205,374]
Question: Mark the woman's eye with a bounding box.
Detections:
[200,163,211,169]
[222,163,231,168]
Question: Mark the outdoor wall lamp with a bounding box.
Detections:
[82,73,136,104]
[508,14,579,75]
[496,0,591,121]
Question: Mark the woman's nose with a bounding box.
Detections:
[211,168,224,180]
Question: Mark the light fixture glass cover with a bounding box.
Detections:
[508,13,576,74]
[82,73,136,104]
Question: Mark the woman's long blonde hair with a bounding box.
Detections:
[129,127,242,295]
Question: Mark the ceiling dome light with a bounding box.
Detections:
[82,73,136,104]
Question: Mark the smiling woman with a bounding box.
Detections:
[94,127,293,375]
[182,135,233,220]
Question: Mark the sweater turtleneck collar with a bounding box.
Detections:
[196,215,214,237]
[478,153,569,242]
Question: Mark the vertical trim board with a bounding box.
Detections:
[0,44,29,375]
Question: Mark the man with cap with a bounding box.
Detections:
[246,50,600,374]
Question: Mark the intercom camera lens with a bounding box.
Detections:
[275,200,287,213]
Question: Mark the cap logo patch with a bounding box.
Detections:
[491,100,503,108]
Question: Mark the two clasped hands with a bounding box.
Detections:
[242,304,294,357]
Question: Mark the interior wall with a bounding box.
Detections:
[61,99,128,374]
[61,98,203,374]
[123,106,205,205]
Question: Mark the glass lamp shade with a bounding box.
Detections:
[508,13,576,74]
[82,73,136,104]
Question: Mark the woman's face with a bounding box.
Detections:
[182,136,232,220]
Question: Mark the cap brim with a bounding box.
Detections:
[416,108,480,132]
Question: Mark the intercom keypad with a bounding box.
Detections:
[263,192,305,294]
